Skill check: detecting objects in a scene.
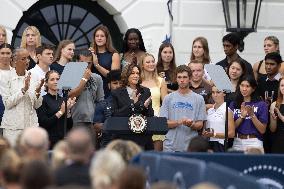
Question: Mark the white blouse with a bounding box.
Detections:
[1,69,42,130]
[206,102,226,145]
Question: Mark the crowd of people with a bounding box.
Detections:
[0,23,283,188]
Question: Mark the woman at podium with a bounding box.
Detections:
[111,63,154,150]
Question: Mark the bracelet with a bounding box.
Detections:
[58,110,63,116]
[81,77,88,82]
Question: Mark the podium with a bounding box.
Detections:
[103,116,168,135]
[103,117,168,150]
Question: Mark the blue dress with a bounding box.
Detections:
[92,51,113,98]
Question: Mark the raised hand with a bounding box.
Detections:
[159,72,166,78]
[144,96,152,108]
[240,102,248,118]
[246,105,255,117]
[67,97,76,110]
[82,68,92,81]
[23,72,31,92]
[35,79,44,95]
[131,89,141,103]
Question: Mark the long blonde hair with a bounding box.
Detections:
[0,26,7,44]
[140,53,160,87]
[20,26,41,48]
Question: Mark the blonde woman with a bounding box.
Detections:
[20,26,42,70]
[0,25,7,45]
[140,53,167,151]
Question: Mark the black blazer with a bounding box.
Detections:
[111,86,154,117]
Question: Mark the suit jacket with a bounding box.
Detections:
[111,86,154,117]
[111,86,154,150]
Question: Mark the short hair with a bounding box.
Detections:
[21,160,53,189]
[73,48,92,62]
[222,32,240,46]
[0,149,22,184]
[265,52,283,65]
[66,127,93,157]
[189,59,204,69]
[0,43,13,51]
[106,139,142,163]
[90,150,126,189]
[176,65,192,78]
[35,44,54,55]
[20,127,49,151]
[12,48,28,62]
[187,136,209,152]
[107,69,121,83]
[117,166,146,189]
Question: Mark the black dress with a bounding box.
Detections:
[111,86,154,150]
[37,93,73,148]
[271,104,284,153]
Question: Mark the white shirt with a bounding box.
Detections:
[30,64,49,96]
[206,102,226,145]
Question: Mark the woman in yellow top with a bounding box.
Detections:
[140,53,167,151]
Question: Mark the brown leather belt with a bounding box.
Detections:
[236,133,257,139]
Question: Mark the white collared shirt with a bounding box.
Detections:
[30,64,50,96]
[266,72,281,82]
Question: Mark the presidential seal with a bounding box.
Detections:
[128,114,147,134]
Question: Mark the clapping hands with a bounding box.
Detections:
[240,102,255,118]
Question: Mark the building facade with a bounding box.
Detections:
[1,0,284,65]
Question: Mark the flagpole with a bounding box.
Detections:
[167,0,173,43]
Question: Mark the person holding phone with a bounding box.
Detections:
[156,42,177,92]
[202,86,235,152]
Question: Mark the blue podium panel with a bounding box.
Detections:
[205,162,266,189]
[158,156,207,188]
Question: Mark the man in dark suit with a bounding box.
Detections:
[55,127,94,187]
[216,33,253,75]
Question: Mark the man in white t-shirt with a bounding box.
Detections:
[160,65,207,152]
[30,44,54,96]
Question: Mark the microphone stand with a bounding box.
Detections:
[62,87,71,137]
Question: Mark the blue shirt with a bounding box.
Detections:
[93,96,112,123]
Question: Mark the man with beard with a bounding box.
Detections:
[160,65,207,152]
